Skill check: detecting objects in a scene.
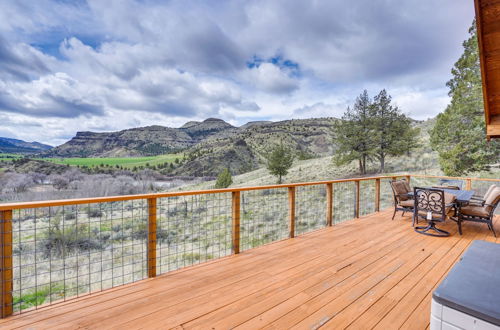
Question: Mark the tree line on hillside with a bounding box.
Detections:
[332,89,420,174]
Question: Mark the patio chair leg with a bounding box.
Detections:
[402,211,405,217]
[458,220,462,235]
[392,209,396,220]
[415,221,450,237]
[488,222,497,237]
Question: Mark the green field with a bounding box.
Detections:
[44,154,183,169]
[0,153,22,162]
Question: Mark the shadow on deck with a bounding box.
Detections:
[1,209,498,329]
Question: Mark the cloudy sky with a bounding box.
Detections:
[0,0,475,146]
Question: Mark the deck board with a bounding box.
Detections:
[0,209,498,329]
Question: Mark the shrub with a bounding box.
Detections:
[41,217,105,257]
[215,168,232,188]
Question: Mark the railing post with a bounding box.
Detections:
[466,178,472,190]
[355,181,360,218]
[375,179,381,212]
[288,187,296,238]
[147,198,157,278]
[0,210,13,318]
[405,175,411,184]
[232,191,241,254]
[326,183,333,226]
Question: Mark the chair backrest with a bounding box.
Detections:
[484,187,500,214]
[402,180,411,193]
[414,187,451,222]
[438,179,463,190]
[484,184,498,200]
[390,180,410,202]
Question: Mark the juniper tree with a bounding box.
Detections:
[430,21,500,175]
[266,143,294,184]
[215,168,233,188]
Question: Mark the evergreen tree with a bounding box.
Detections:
[430,22,500,176]
[371,89,420,172]
[332,90,374,174]
[266,143,294,183]
[214,168,233,188]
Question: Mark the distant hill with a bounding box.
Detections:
[44,118,235,158]
[174,118,338,176]
[38,117,433,177]
[0,137,52,154]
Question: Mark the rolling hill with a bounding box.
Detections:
[35,117,432,177]
[0,137,52,154]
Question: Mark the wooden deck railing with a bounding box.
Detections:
[0,174,498,318]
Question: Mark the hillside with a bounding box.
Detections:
[44,118,234,157]
[0,137,52,154]
[36,117,434,177]
[174,118,338,176]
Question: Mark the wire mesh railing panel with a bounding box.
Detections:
[470,180,496,197]
[295,185,327,235]
[333,181,356,224]
[12,200,148,314]
[240,188,289,251]
[471,180,500,214]
[380,178,394,210]
[156,193,232,274]
[410,176,444,189]
[359,180,376,216]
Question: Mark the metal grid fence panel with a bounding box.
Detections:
[380,178,394,210]
[12,200,148,314]
[359,180,376,216]
[410,177,442,189]
[240,188,289,251]
[471,180,500,214]
[295,185,327,235]
[333,181,356,224]
[156,193,232,275]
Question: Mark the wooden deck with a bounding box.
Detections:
[1,209,498,329]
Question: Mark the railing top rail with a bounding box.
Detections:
[0,175,407,211]
[0,174,498,211]
[410,174,500,182]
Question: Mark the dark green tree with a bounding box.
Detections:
[214,168,233,188]
[430,22,500,175]
[371,89,420,172]
[266,143,294,183]
[332,90,375,174]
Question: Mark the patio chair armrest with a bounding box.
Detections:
[398,193,413,199]
[467,201,484,207]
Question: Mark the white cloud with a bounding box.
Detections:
[0,0,475,145]
[243,63,299,94]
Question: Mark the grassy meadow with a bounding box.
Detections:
[43,153,183,168]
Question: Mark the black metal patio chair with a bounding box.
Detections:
[390,180,414,220]
[456,186,500,237]
[413,187,456,237]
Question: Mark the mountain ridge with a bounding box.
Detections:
[0,137,52,154]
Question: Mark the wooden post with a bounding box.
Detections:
[147,198,157,278]
[405,175,411,184]
[466,178,472,190]
[355,181,360,218]
[0,210,13,318]
[375,179,381,212]
[288,187,296,238]
[232,191,241,254]
[326,183,333,226]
